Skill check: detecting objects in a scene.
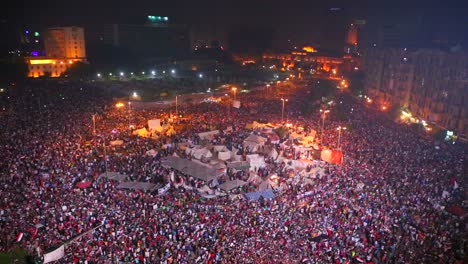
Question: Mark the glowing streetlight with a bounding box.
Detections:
[115,102,125,108]
[132,92,138,98]
[142,71,145,75]
[120,72,124,76]
[151,70,155,75]
[175,95,179,115]
[336,126,347,149]
[319,109,330,143]
[97,73,101,77]
[171,69,175,74]
[281,98,288,123]
[199,73,203,78]
[109,73,113,76]
[130,72,134,75]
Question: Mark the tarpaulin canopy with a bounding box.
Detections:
[116,182,158,191]
[98,172,127,182]
[244,189,275,201]
[161,156,224,182]
[219,179,247,191]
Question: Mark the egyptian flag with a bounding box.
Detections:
[31,227,38,239]
[16,232,24,242]
[331,150,343,164]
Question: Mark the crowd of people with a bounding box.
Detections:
[0,79,465,263]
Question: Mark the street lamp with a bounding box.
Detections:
[151,70,156,75]
[120,72,124,77]
[97,73,101,78]
[336,126,347,149]
[175,95,179,115]
[231,87,237,101]
[281,98,288,123]
[103,142,108,177]
[319,109,330,144]
[93,114,96,144]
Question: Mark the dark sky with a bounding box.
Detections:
[2,0,467,52]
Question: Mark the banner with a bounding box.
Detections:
[148,119,161,131]
[43,245,65,264]
[232,100,241,108]
[158,183,171,196]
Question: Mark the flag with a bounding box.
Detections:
[16,232,24,242]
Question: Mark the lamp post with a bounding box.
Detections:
[231,87,237,101]
[319,109,330,144]
[281,98,288,123]
[128,101,132,129]
[175,95,179,116]
[92,114,96,137]
[103,142,108,177]
[337,126,347,149]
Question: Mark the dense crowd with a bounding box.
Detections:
[0,80,465,263]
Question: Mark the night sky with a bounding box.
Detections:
[2,0,467,53]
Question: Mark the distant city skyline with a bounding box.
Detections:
[2,0,467,55]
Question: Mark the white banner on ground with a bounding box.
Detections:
[232,100,241,108]
[158,183,171,196]
[43,245,65,263]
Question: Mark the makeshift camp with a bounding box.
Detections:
[161,156,224,182]
[219,179,247,192]
[98,172,127,182]
[244,189,275,201]
[148,119,161,131]
[116,182,158,191]
[110,140,124,146]
[198,130,219,140]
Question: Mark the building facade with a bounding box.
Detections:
[364,47,468,137]
[44,27,86,59]
[26,27,87,78]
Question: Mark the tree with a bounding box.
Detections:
[64,62,93,79]
[0,62,28,85]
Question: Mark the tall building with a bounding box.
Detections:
[85,19,189,64]
[364,47,468,138]
[44,27,86,59]
[344,19,365,55]
[189,24,228,50]
[25,26,87,78]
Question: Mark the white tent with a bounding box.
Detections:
[243,134,267,152]
[218,151,231,161]
[198,130,219,140]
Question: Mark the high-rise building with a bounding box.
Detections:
[364,47,468,138]
[44,27,86,59]
[344,20,365,55]
[25,26,87,78]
